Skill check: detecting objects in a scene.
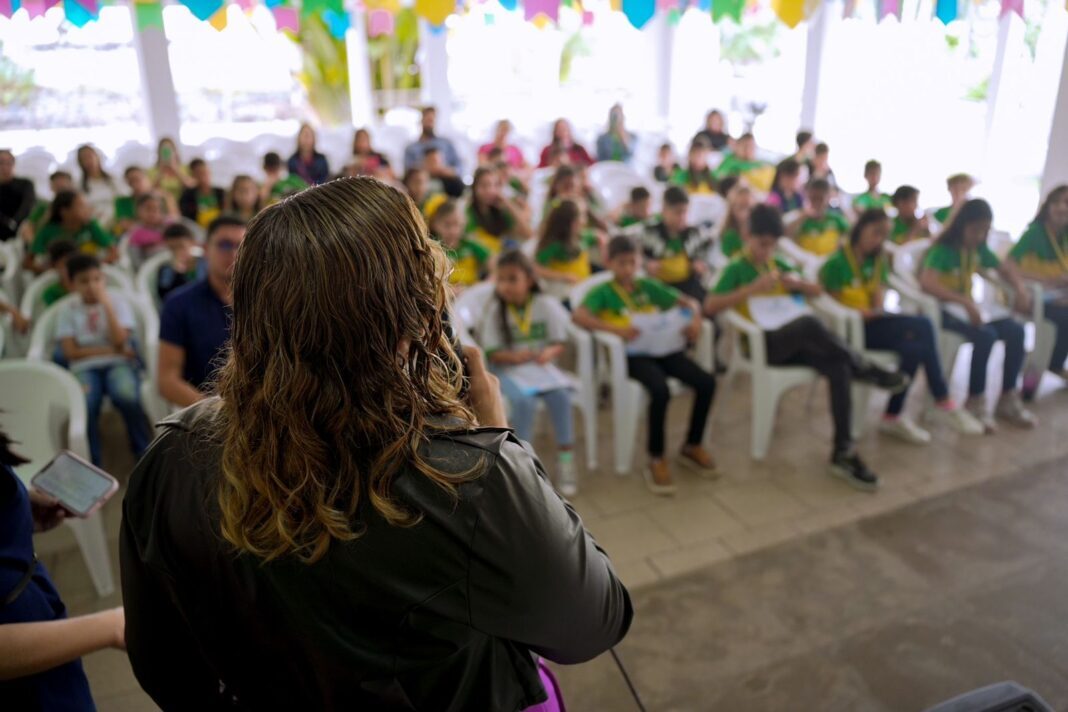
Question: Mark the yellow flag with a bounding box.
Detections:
[415,0,452,25]
[209,5,228,30]
[773,0,805,27]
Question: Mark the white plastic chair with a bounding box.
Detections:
[778,236,831,280]
[1,240,20,303]
[453,282,598,471]
[687,193,728,230]
[715,308,819,460]
[27,291,169,424]
[596,172,647,214]
[0,360,115,597]
[20,265,134,323]
[570,273,714,475]
[135,249,174,312]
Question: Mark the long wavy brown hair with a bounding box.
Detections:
[215,177,476,564]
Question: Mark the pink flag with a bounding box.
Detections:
[524,0,558,21]
[878,0,900,20]
[999,0,1023,17]
[24,0,45,15]
[581,8,593,23]
[368,8,393,35]
[235,0,255,11]
[0,0,14,17]
[272,5,298,30]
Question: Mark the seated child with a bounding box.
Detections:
[653,142,680,183]
[156,223,204,303]
[403,167,432,214]
[919,199,1037,430]
[713,133,772,192]
[20,171,73,245]
[484,147,530,200]
[179,159,225,228]
[226,175,262,223]
[787,179,851,256]
[807,142,838,192]
[852,160,892,213]
[617,186,652,228]
[113,166,176,235]
[574,235,716,495]
[465,167,532,254]
[42,239,78,307]
[535,199,605,299]
[706,205,908,490]
[127,194,172,268]
[55,253,151,466]
[476,250,578,495]
[262,152,309,205]
[670,138,717,195]
[30,191,116,272]
[428,196,491,292]
[933,173,975,226]
[766,158,803,214]
[719,183,753,259]
[639,186,714,302]
[819,209,983,442]
[889,185,930,244]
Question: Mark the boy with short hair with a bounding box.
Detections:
[639,186,714,302]
[573,235,716,495]
[713,133,772,191]
[889,185,930,244]
[933,173,974,225]
[55,253,151,465]
[787,179,851,256]
[617,186,652,228]
[19,171,73,244]
[179,159,225,228]
[706,205,907,491]
[670,138,717,194]
[156,223,203,303]
[808,143,838,192]
[42,239,78,307]
[653,142,680,183]
[262,152,308,205]
[852,160,892,213]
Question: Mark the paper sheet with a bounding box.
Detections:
[747,295,813,331]
[506,362,576,395]
[625,309,691,357]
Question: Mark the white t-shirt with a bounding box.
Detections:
[83,177,120,224]
[54,292,136,372]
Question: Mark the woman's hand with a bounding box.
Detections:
[28,489,67,532]
[461,346,507,428]
[106,607,126,650]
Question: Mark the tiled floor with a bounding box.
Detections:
[36,359,1068,711]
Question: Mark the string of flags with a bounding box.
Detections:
[0,0,1045,36]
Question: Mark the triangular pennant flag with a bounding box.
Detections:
[24,0,45,16]
[323,7,350,37]
[772,0,804,26]
[878,0,900,21]
[234,0,255,11]
[64,0,98,25]
[368,8,394,35]
[524,0,559,21]
[415,0,452,25]
[180,0,223,20]
[712,0,743,22]
[695,0,710,10]
[841,0,855,18]
[934,0,957,23]
[0,0,18,17]
[999,0,1022,17]
[134,0,163,28]
[208,4,227,29]
[498,0,517,10]
[581,8,593,23]
[271,4,298,29]
[621,0,654,27]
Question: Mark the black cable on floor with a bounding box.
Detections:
[610,646,647,712]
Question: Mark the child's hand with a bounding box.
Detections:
[94,282,111,304]
[11,310,30,334]
[1015,288,1033,314]
[683,321,701,342]
[693,260,708,275]
[861,307,883,321]
[646,259,661,276]
[964,301,984,326]
[616,326,640,341]
[750,272,780,293]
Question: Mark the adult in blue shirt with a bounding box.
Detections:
[0,430,125,709]
[158,215,245,407]
[403,106,462,173]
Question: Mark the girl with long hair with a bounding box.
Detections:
[465,166,531,254]
[75,145,119,224]
[535,199,605,299]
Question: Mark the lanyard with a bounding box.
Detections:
[1045,225,1068,273]
[742,248,776,276]
[843,244,884,293]
[960,248,977,293]
[610,281,643,312]
[508,300,533,337]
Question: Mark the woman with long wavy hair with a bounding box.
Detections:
[120,177,631,711]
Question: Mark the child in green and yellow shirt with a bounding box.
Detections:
[851,160,892,213]
[616,186,652,229]
[638,186,714,301]
[933,173,974,226]
[573,235,715,495]
[889,185,930,245]
[670,138,717,195]
[718,183,753,259]
[428,197,491,293]
[787,179,851,256]
[30,191,116,272]
[535,199,604,300]
[712,133,773,192]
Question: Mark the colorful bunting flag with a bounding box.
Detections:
[0,0,18,17]
[180,0,223,20]
[524,0,559,22]
[368,7,394,35]
[498,0,517,10]
[322,7,349,36]
[234,0,255,11]
[841,0,855,18]
[711,0,743,22]
[581,8,593,23]
[415,0,453,25]
[133,0,163,28]
[695,0,710,10]
[272,4,298,30]
[621,0,654,27]
[934,0,957,23]
[23,0,45,16]
[878,0,899,21]
[64,0,98,26]
[999,0,1022,17]
[772,0,804,26]
[208,4,227,29]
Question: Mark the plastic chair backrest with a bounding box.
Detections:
[569,271,616,310]
[135,250,174,311]
[892,237,932,288]
[0,360,88,482]
[688,194,727,228]
[27,290,155,364]
[452,282,496,338]
[21,265,135,322]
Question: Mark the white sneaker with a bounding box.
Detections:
[557,457,578,497]
[994,392,1038,429]
[965,396,997,434]
[879,417,932,445]
[928,405,985,436]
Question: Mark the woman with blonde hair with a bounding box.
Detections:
[120,177,630,710]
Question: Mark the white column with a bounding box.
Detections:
[419,21,453,131]
[130,7,181,143]
[650,13,675,130]
[346,10,376,128]
[800,1,830,131]
[1041,35,1068,198]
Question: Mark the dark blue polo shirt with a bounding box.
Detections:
[159,278,231,390]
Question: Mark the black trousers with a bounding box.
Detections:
[667,275,706,304]
[626,351,716,457]
[764,315,861,454]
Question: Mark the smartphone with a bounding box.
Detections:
[30,451,119,518]
[161,145,173,163]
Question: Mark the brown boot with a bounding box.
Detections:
[679,445,719,479]
[643,458,677,496]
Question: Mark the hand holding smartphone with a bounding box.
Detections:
[31,451,119,518]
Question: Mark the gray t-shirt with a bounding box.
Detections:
[475,294,569,356]
[54,291,135,372]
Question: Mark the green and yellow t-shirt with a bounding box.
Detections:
[465,206,516,255]
[618,214,643,229]
[1008,222,1068,280]
[477,294,569,357]
[720,228,743,259]
[194,192,221,229]
[890,216,928,245]
[933,206,953,225]
[795,212,851,256]
[713,155,773,192]
[113,196,136,224]
[819,246,889,311]
[581,278,680,328]
[42,282,68,307]
[443,237,492,287]
[711,251,797,320]
[536,230,598,281]
[32,221,115,257]
[852,193,892,213]
[922,242,1000,295]
[670,167,716,195]
[269,175,309,204]
[653,234,693,284]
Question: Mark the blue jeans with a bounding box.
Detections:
[76,362,151,466]
[496,372,574,448]
[1043,299,1068,372]
[941,312,1025,396]
[864,314,949,415]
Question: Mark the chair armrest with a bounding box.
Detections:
[812,294,864,350]
[693,319,715,373]
[592,330,632,394]
[888,273,942,326]
[567,323,597,397]
[1026,281,1045,323]
[724,309,767,366]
